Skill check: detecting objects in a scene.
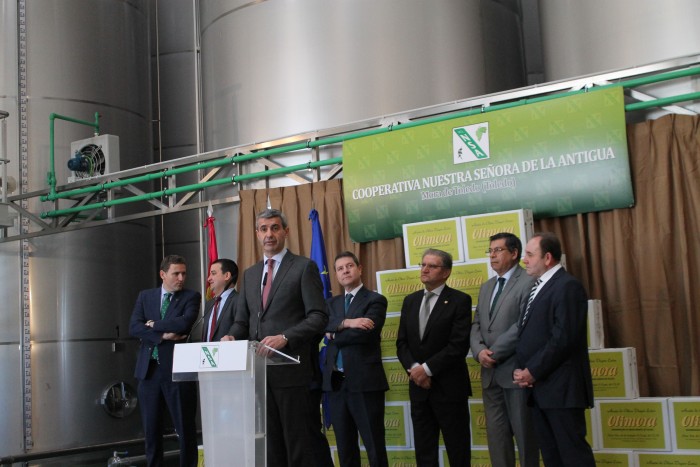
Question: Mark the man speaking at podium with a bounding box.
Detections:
[224,208,328,467]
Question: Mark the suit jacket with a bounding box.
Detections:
[396,285,472,402]
[228,250,328,388]
[129,287,201,380]
[470,265,535,388]
[321,286,389,393]
[516,268,594,409]
[191,290,238,342]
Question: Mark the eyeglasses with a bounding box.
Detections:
[257,224,283,233]
[419,263,444,270]
[486,247,509,255]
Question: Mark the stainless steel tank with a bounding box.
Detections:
[539,0,700,80]
[0,0,153,457]
[198,0,493,149]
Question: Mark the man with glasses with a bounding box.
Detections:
[396,249,472,467]
[223,208,328,467]
[470,233,539,467]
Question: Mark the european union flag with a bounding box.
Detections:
[309,209,332,299]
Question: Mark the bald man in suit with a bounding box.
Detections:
[224,208,328,467]
[470,233,539,467]
[514,233,595,467]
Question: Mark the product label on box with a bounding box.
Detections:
[590,350,631,398]
[671,400,700,450]
[404,218,464,267]
[380,315,401,360]
[599,401,669,450]
[638,453,700,467]
[462,211,527,261]
[592,451,632,466]
[384,360,410,402]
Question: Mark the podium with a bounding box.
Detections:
[172,340,299,467]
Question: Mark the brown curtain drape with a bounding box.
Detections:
[237,114,700,397]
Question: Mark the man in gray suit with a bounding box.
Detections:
[224,208,328,467]
[470,233,539,467]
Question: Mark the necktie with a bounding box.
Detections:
[489,277,506,320]
[521,279,542,326]
[262,258,275,308]
[208,296,222,342]
[336,293,353,371]
[152,292,172,360]
[419,291,434,339]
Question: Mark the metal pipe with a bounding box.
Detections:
[624,91,700,112]
[39,65,700,215]
[42,157,343,218]
[48,112,100,197]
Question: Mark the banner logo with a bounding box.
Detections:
[200,345,220,368]
[453,123,490,164]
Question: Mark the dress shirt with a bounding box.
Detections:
[529,263,563,302]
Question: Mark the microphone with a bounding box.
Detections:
[186,312,207,343]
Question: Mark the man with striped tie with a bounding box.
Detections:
[514,232,595,466]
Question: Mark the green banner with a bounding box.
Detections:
[343,87,633,242]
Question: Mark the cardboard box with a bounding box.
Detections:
[637,452,700,467]
[461,209,533,261]
[383,359,410,402]
[377,261,489,311]
[588,299,605,349]
[668,397,700,450]
[380,314,401,360]
[592,450,634,467]
[589,348,639,399]
[597,398,671,451]
[469,400,488,448]
[467,354,483,400]
[366,402,413,448]
[403,217,465,268]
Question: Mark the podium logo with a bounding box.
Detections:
[453,122,490,164]
[200,345,220,368]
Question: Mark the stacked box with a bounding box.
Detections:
[380,314,400,360]
[668,397,700,451]
[597,398,671,451]
[461,209,534,261]
[469,400,488,448]
[377,262,489,310]
[588,299,605,349]
[441,447,492,467]
[466,355,483,400]
[589,348,639,399]
[592,451,633,466]
[383,359,410,402]
[369,402,412,448]
[637,452,700,466]
[402,217,465,268]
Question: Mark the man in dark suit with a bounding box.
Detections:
[396,248,472,467]
[322,251,389,467]
[470,233,539,467]
[514,232,595,466]
[224,208,328,467]
[129,255,200,467]
[191,258,238,342]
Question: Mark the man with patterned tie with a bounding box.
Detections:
[194,258,238,342]
[129,255,200,467]
[322,251,389,467]
[514,233,595,466]
[470,233,539,467]
[223,208,328,467]
[396,249,472,467]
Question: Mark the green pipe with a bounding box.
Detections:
[624,91,700,111]
[48,112,100,197]
[41,65,700,213]
[619,66,700,89]
[41,157,342,218]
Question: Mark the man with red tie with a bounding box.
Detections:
[194,258,238,342]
